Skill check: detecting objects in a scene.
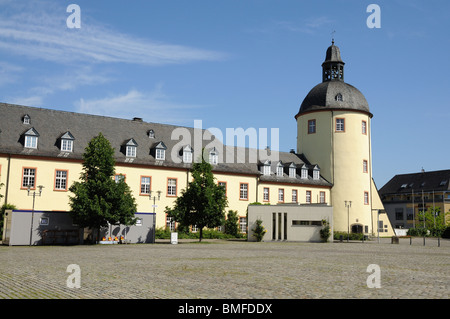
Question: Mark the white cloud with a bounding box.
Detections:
[74,84,205,125]
[0,1,226,66]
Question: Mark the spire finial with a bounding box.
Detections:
[331,30,336,45]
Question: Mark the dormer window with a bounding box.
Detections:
[153,141,167,160]
[209,147,218,165]
[260,160,271,176]
[289,163,296,178]
[124,138,138,158]
[301,165,308,179]
[148,130,155,139]
[312,165,320,180]
[335,93,343,102]
[23,114,31,125]
[60,131,75,152]
[23,127,39,149]
[182,145,193,163]
[276,162,283,177]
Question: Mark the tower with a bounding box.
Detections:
[295,41,378,235]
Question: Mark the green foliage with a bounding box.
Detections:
[224,210,240,237]
[252,219,266,242]
[333,231,366,241]
[319,219,331,242]
[165,155,228,242]
[155,227,244,240]
[408,207,449,237]
[68,133,137,238]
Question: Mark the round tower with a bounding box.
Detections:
[295,41,374,235]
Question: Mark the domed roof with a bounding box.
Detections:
[297,80,370,116]
[295,42,372,118]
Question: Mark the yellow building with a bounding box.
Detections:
[0,42,392,239]
[295,41,394,236]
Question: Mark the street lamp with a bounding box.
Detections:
[345,200,352,242]
[149,190,162,244]
[27,185,44,246]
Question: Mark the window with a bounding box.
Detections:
[306,190,311,204]
[166,216,175,232]
[23,114,30,124]
[335,93,343,101]
[126,145,136,157]
[336,118,345,132]
[61,139,73,152]
[308,119,316,134]
[148,130,155,138]
[183,150,192,163]
[25,135,38,149]
[191,225,198,233]
[209,148,218,165]
[39,217,49,226]
[276,163,283,177]
[261,164,271,176]
[364,191,369,205]
[395,208,404,220]
[114,174,125,183]
[239,183,248,200]
[140,176,151,195]
[363,160,368,173]
[301,167,308,179]
[156,148,165,160]
[22,168,36,188]
[292,189,297,203]
[362,121,367,135]
[55,170,68,191]
[278,189,284,203]
[313,168,320,180]
[239,217,247,233]
[167,178,177,196]
[263,187,269,202]
[320,191,326,204]
[292,220,322,226]
[289,166,296,178]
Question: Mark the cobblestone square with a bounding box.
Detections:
[0,238,449,299]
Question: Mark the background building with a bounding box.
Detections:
[379,169,450,230]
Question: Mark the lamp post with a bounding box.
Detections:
[345,200,352,242]
[149,190,162,244]
[28,185,44,246]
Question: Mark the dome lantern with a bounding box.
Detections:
[322,40,345,82]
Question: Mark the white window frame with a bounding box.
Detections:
[22,168,36,188]
[336,118,345,132]
[301,168,308,179]
[292,189,298,203]
[313,170,320,180]
[61,139,73,152]
[140,176,151,195]
[306,191,312,204]
[209,151,218,165]
[320,191,326,204]
[183,150,192,163]
[289,167,296,178]
[126,145,136,157]
[156,148,165,160]
[262,165,271,176]
[25,135,38,149]
[239,183,248,200]
[167,179,177,196]
[239,217,247,233]
[276,165,283,177]
[263,187,269,201]
[55,170,67,190]
[278,189,284,202]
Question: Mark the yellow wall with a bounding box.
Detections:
[1,154,331,231]
[297,110,392,234]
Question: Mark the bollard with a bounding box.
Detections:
[391,236,399,244]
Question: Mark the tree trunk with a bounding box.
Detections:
[199,227,203,242]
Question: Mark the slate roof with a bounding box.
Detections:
[379,170,450,195]
[0,102,332,187]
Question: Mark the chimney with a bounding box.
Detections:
[133,117,143,122]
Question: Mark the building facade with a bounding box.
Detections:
[1,42,394,242]
[295,41,393,236]
[379,169,450,230]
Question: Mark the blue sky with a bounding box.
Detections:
[0,0,449,187]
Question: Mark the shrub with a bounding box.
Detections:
[252,219,266,242]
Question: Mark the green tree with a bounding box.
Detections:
[165,156,228,242]
[252,219,266,242]
[69,133,137,242]
[224,210,240,237]
[411,207,449,237]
